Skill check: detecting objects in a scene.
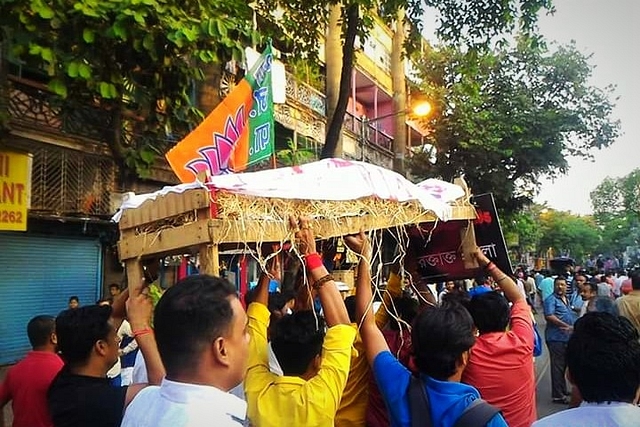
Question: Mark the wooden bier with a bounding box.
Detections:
[117,186,477,292]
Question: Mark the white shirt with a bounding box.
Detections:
[267,341,283,376]
[533,402,640,427]
[118,320,138,356]
[131,351,246,399]
[132,350,148,383]
[121,378,247,427]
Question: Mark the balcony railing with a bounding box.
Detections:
[284,72,326,116]
[343,111,393,152]
[7,75,112,143]
[5,76,117,216]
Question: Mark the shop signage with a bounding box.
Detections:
[0,151,31,231]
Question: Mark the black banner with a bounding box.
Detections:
[408,193,512,281]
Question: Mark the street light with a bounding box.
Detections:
[359,101,432,161]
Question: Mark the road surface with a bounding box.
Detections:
[535,313,568,420]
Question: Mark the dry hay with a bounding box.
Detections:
[134,210,197,237]
[214,190,431,237]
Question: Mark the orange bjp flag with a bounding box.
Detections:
[166,45,275,183]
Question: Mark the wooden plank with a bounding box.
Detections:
[460,221,479,270]
[125,259,144,296]
[199,244,220,276]
[119,189,210,230]
[119,220,212,261]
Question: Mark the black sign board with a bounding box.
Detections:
[408,192,512,281]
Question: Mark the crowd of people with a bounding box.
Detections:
[1,217,639,427]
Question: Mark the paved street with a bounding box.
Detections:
[534,313,567,420]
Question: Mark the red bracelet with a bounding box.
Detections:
[484,262,497,272]
[132,328,153,339]
[305,253,323,270]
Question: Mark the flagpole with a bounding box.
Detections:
[271,151,277,169]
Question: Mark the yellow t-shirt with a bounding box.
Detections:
[245,303,357,427]
[334,330,368,427]
[334,272,404,426]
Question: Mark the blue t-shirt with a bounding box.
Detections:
[543,294,577,342]
[538,277,555,302]
[372,351,508,427]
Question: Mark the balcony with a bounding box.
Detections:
[343,111,393,152]
[7,76,113,151]
[4,76,120,217]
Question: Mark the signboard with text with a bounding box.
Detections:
[0,151,31,231]
[408,193,512,281]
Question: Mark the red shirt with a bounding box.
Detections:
[462,300,536,427]
[0,351,64,427]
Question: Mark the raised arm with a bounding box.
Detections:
[253,256,274,307]
[344,231,390,366]
[471,247,524,303]
[126,284,165,386]
[292,216,350,326]
[110,288,129,332]
[244,251,279,395]
[374,270,402,329]
[123,281,166,408]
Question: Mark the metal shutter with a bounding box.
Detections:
[0,233,102,364]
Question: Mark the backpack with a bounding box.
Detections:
[408,376,502,427]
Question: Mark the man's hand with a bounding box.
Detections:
[468,245,491,267]
[261,243,282,282]
[289,216,316,256]
[344,230,372,260]
[126,281,154,331]
[267,253,281,282]
[111,288,130,320]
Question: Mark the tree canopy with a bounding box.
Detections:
[409,39,620,213]
[0,0,258,176]
[252,0,554,159]
[590,169,640,258]
[537,208,600,263]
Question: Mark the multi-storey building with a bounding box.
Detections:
[0,16,426,364]
[273,16,429,169]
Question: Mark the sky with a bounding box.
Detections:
[423,0,639,215]
[534,0,640,215]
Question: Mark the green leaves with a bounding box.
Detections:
[98,82,118,99]
[410,38,619,213]
[33,0,55,19]
[67,61,92,79]
[139,148,156,164]
[83,28,95,43]
[538,209,600,262]
[2,0,256,177]
[48,79,68,98]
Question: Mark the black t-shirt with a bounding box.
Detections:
[48,368,128,427]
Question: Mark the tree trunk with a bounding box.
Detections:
[324,4,343,158]
[106,103,132,186]
[196,63,223,115]
[321,3,358,159]
[391,9,408,175]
